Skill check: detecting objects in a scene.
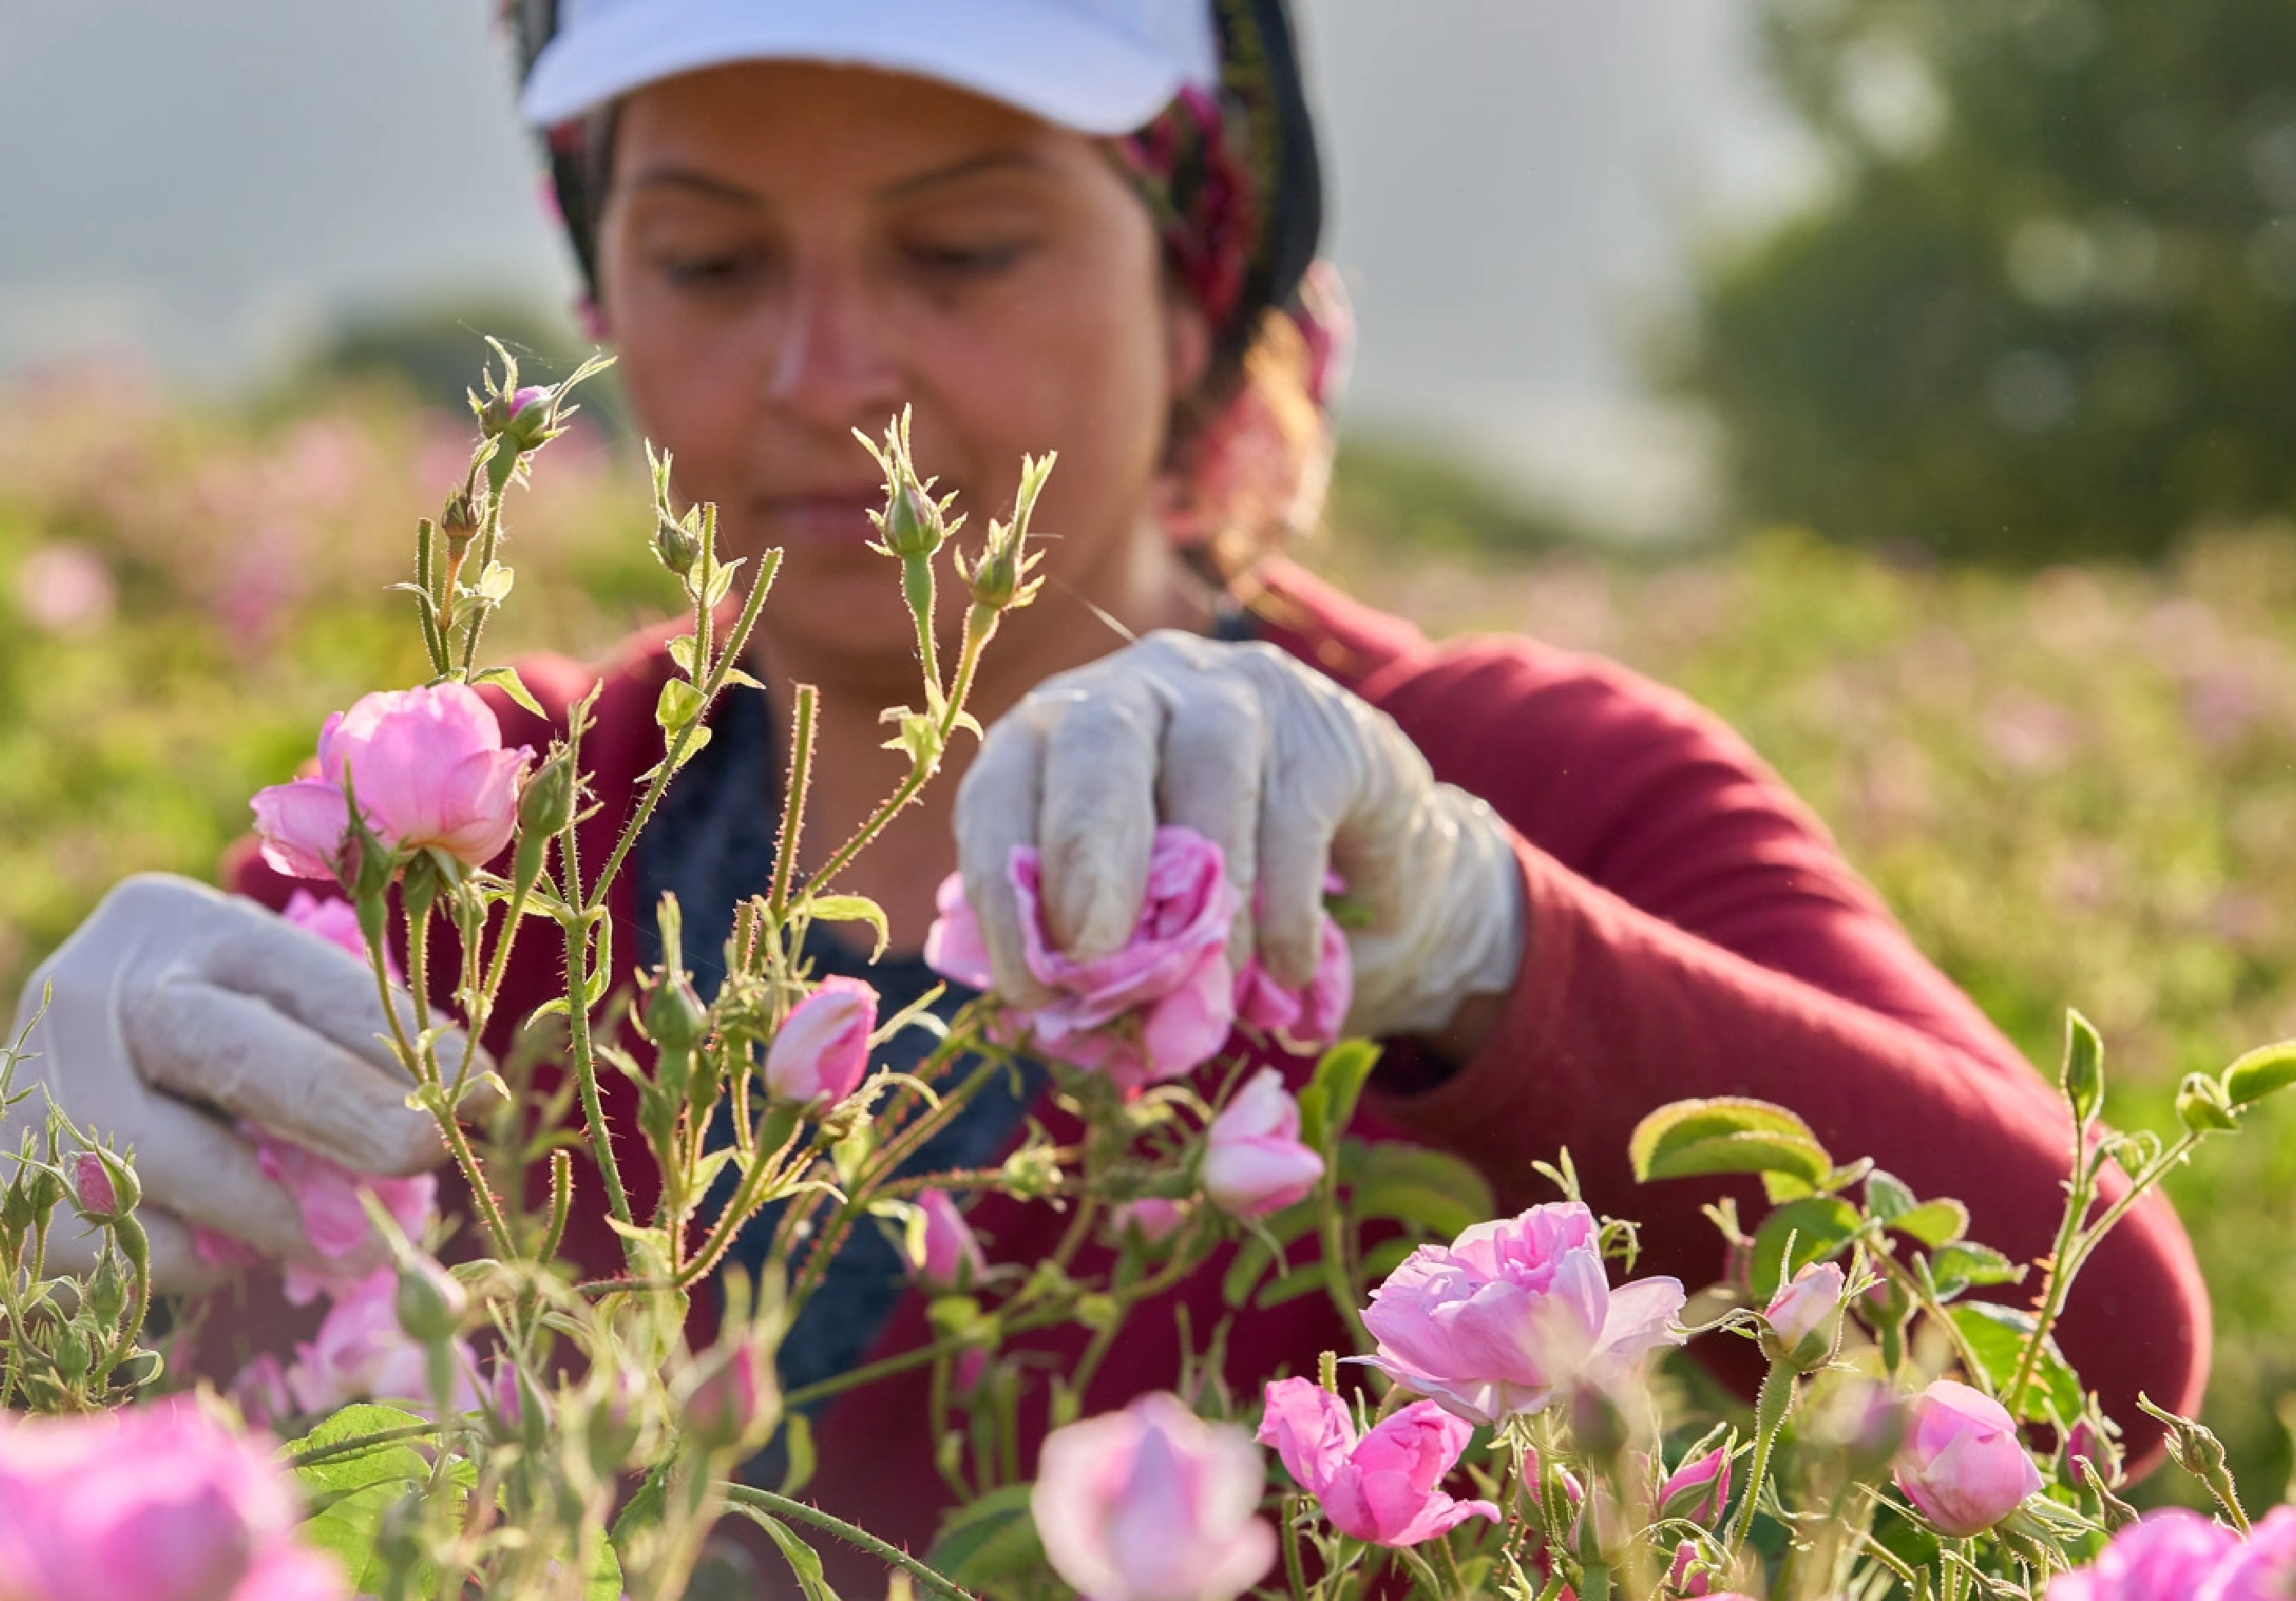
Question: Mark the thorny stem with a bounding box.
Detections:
[768,685,817,921]
[721,1486,979,1601]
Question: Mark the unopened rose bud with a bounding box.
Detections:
[394,1256,469,1344]
[585,1368,647,1480]
[440,487,481,554]
[1110,1197,1188,1248]
[1201,1070,1324,1219]
[482,384,556,452]
[1659,1445,1734,1526]
[763,977,877,1106]
[71,1152,118,1219]
[517,746,578,838]
[1762,1261,1846,1371]
[85,1253,128,1329]
[875,477,942,559]
[1893,1380,2041,1536]
[905,1191,986,1292]
[54,1325,91,1383]
[643,971,709,1059]
[652,517,702,579]
[685,1341,777,1455]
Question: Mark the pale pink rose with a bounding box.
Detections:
[248,1133,434,1303]
[1200,1069,1325,1219]
[1765,1260,1846,1355]
[1657,1444,1733,1526]
[285,1268,477,1414]
[1357,1201,1687,1425]
[71,1151,118,1216]
[906,1191,986,1291]
[1893,1380,2043,1536]
[1032,1393,1275,1601]
[0,1398,345,1601]
[2196,1506,2296,1601]
[1111,1197,1189,1246]
[1232,879,1351,1047]
[280,888,402,985]
[1256,1378,1499,1548]
[251,682,531,880]
[2048,1509,2241,1601]
[763,976,877,1104]
[925,826,1239,1092]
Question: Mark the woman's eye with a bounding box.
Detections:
[904,239,1027,279]
[658,249,765,291]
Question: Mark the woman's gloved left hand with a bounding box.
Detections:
[954,630,1525,1042]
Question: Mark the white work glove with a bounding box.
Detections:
[2,873,472,1291]
[955,631,1525,1042]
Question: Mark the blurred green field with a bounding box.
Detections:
[3,369,2292,1495]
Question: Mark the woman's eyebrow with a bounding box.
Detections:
[875,148,1056,199]
[625,167,763,206]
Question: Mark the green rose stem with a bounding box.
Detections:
[1729,1362,1796,1557]
[721,1485,979,1601]
[397,880,515,1257]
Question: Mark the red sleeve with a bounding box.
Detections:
[1355,636,2208,1470]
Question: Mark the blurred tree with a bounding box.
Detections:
[1665,0,2296,563]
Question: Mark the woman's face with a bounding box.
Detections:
[596,62,1207,679]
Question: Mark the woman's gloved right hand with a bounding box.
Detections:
[2,873,473,1290]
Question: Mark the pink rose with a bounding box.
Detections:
[1111,1197,1189,1246]
[925,825,1239,1092]
[2048,1510,2241,1601]
[686,1341,776,1454]
[1032,1393,1275,1601]
[905,1191,986,1291]
[252,682,531,880]
[2197,1506,2296,1601]
[1256,1378,1499,1547]
[71,1151,118,1217]
[1232,883,1351,1048]
[1893,1380,2043,1536]
[763,976,877,1104]
[280,888,403,984]
[1200,1068,1325,1219]
[227,1355,294,1435]
[285,1268,476,1414]
[0,1399,345,1601]
[1764,1260,1846,1366]
[1656,1444,1733,1526]
[1358,1201,1687,1425]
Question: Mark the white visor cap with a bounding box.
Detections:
[521,0,1221,135]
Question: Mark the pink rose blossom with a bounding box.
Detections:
[1357,1201,1687,1425]
[1232,882,1351,1048]
[1657,1445,1733,1526]
[0,1398,345,1601]
[925,826,1238,1092]
[71,1151,118,1217]
[1200,1069,1325,1219]
[2048,1509,2240,1601]
[1893,1380,2043,1536]
[1764,1260,1846,1362]
[1256,1377,1499,1547]
[1112,1197,1189,1246]
[280,888,402,984]
[284,1268,476,1415]
[252,682,531,880]
[763,976,877,1104]
[1032,1393,1275,1601]
[227,1355,294,1435]
[2197,1506,2296,1601]
[906,1191,986,1290]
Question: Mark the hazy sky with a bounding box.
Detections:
[0,2,1816,531]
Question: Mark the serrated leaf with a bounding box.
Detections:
[1947,1302,2085,1425]
[926,1483,1044,1586]
[2222,1040,2296,1110]
[809,895,891,961]
[285,1405,435,1590]
[1893,1198,1970,1248]
[1630,1097,1834,1188]
[1749,1196,1860,1301]
[1926,1241,2024,1293]
[471,664,545,720]
[1865,1170,1916,1224]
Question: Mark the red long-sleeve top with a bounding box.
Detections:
[231,559,2207,1560]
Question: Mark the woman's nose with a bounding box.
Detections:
[763,254,904,427]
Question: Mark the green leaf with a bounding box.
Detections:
[733,1507,845,1601]
[1892,1198,1970,1248]
[585,1533,626,1601]
[655,677,704,737]
[809,895,891,961]
[1864,1170,1916,1224]
[778,1412,818,1498]
[472,664,545,720]
[1309,1040,1379,1151]
[2222,1039,2296,1110]
[1749,1196,1860,1301]
[2175,1071,2239,1133]
[1629,1097,1834,1188]
[2061,1010,2105,1129]
[1925,1241,2024,1296]
[1947,1302,2085,1425]
[667,632,698,674]
[926,1482,1046,1587]
[1221,1206,1316,1308]
[284,1405,436,1590]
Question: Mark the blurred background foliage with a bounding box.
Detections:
[1666,0,2296,562]
[2,362,2292,1498]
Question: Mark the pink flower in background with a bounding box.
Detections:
[1032,1393,1275,1601]
[2047,1509,2239,1601]
[285,1268,476,1415]
[685,1341,776,1452]
[1200,1069,1325,1219]
[926,825,1238,1092]
[14,541,116,636]
[1232,903,1351,1048]
[763,976,877,1104]
[1893,1380,2043,1536]
[248,1133,434,1298]
[2197,1505,2296,1601]
[252,682,531,881]
[905,1191,986,1291]
[1111,1197,1189,1246]
[1358,1202,1686,1425]
[280,888,402,984]
[227,1355,294,1435]
[0,1400,345,1600]
[1256,1378,1499,1548]
[1765,1261,1846,1362]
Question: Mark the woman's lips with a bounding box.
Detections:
[753,495,882,547]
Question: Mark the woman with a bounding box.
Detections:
[12,0,2205,1574]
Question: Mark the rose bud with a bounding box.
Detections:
[763,976,877,1106]
[1762,1260,1847,1370]
[685,1339,777,1457]
[1033,1393,1275,1601]
[905,1191,986,1292]
[1110,1197,1189,1248]
[70,1152,119,1220]
[1201,1069,1325,1220]
[1658,1444,1734,1526]
[1893,1380,2043,1536]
